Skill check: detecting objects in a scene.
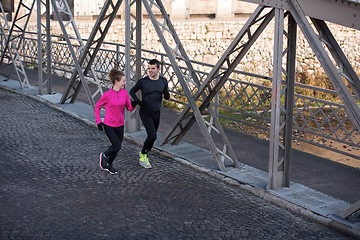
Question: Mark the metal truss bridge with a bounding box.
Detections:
[0,0,359,217]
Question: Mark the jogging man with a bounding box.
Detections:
[130,59,170,168]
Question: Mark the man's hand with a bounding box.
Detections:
[97,122,104,131]
[131,100,137,108]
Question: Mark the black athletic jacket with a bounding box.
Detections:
[129,76,170,112]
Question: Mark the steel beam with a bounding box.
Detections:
[339,200,360,219]
[268,8,285,190]
[238,0,360,30]
[161,6,274,147]
[51,0,96,108]
[0,0,33,88]
[283,14,297,186]
[267,10,297,189]
[124,0,142,132]
[311,18,360,101]
[60,0,123,107]
[142,0,240,171]
[37,0,52,95]
[287,0,360,131]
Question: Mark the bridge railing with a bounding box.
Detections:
[6,30,360,161]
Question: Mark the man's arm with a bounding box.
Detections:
[129,80,142,104]
[162,78,170,100]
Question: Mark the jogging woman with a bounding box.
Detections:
[95,68,135,174]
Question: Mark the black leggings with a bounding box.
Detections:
[140,109,160,154]
[104,124,124,165]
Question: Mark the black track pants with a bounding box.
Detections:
[140,109,160,154]
[104,124,124,164]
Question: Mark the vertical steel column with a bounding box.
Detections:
[135,0,142,84]
[124,0,141,132]
[267,10,296,189]
[37,0,52,95]
[46,0,51,94]
[283,13,297,186]
[268,8,285,190]
[36,0,43,93]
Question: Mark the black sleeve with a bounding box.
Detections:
[129,80,142,104]
[162,78,170,100]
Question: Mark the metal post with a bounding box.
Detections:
[46,0,52,94]
[37,0,43,95]
[37,0,52,95]
[268,7,284,190]
[283,13,297,186]
[125,0,141,132]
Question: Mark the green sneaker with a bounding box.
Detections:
[139,152,151,168]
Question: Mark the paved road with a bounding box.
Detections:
[0,88,356,239]
[2,66,360,204]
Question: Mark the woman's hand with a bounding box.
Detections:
[97,122,104,131]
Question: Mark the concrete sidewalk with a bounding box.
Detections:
[1,76,359,238]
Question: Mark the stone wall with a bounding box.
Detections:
[27,18,360,78]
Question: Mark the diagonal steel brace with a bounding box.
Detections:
[60,0,124,106]
[287,0,360,131]
[161,6,274,149]
[142,0,241,171]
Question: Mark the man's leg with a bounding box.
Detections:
[140,110,159,154]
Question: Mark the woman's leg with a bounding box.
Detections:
[104,125,124,164]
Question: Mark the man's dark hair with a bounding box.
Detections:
[148,59,161,68]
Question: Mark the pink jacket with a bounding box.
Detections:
[95,88,135,127]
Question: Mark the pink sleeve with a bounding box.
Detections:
[95,93,107,124]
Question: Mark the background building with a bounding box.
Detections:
[64,0,256,20]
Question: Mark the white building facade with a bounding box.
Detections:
[66,0,256,19]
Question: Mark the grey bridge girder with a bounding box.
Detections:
[142,0,240,171]
[124,0,142,133]
[268,8,297,189]
[6,0,359,214]
[239,0,360,31]
[241,0,360,213]
[311,18,360,102]
[287,0,360,133]
[58,0,123,108]
[50,0,100,109]
[37,0,52,95]
[0,0,34,88]
[160,6,274,165]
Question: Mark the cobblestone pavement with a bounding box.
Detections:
[0,88,356,239]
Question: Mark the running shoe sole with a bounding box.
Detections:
[99,153,111,172]
[99,153,105,170]
[139,159,151,169]
[107,165,118,175]
[139,152,151,169]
